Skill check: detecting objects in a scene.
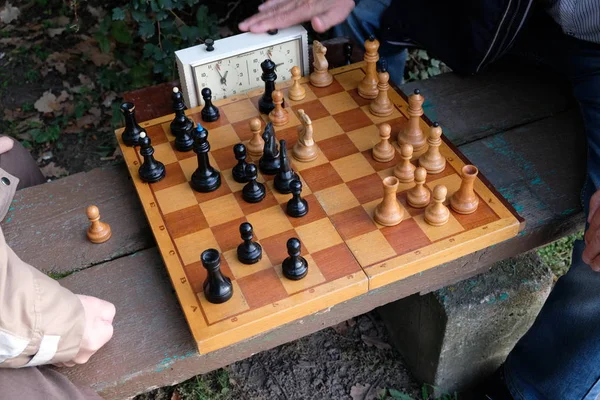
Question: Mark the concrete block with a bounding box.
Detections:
[378,251,553,394]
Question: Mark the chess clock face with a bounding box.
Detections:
[176,26,309,108]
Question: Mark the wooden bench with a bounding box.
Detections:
[3,55,585,398]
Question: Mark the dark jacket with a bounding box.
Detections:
[380,0,535,74]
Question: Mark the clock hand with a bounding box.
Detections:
[222,70,229,85]
[215,65,225,84]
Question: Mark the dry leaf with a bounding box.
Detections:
[102,91,118,108]
[53,62,66,74]
[47,28,65,37]
[78,74,95,89]
[350,384,371,400]
[76,114,97,128]
[361,335,392,350]
[170,391,181,400]
[56,90,71,103]
[0,3,20,24]
[90,50,113,66]
[34,91,58,113]
[88,107,101,118]
[49,15,70,26]
[86,5,105,19]
[332,321,350,335]
[40,162,68,178]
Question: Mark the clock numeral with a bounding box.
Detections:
[233,90,237,94]
[253,68,257,73]
[286,50,290,54]
[259,50,264,55]
[289,59,293,63]
[201,73,207,77]
[256,77,260,82]
[239,72,243,77]
[253,58,258,63]
[236,63,240,68]
[239,82,242,86]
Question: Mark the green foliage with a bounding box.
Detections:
[176,369,232,400]
[537,231,584,277]
[384,384,458,400]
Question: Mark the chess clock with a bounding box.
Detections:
[175,25,309,108]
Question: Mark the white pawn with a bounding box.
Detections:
[425,185,450,226]
[393,144,416,183]
[288,66,306,101]
[407,167,431,208]
[419,122,446,174]
[372,123,395,162]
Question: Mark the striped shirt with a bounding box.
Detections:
[546,0,600,44]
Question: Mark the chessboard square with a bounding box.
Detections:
[188,112,230,130]
[260,230,309,266]
[362,198,409,228]
[163,205,208,239]
[331,206,378,240]
[231,118,258,142]
[377,168,416,193]
[283,84,318,106]
[246,205,294,239]
[212,217,248,253]
[347,125,381,151]
[360,105,403,124]
[271,108,301,130]
[346,230,397,267]
[384,117,408,137]
[170,142,197,161]
[319,91,358,115]
[275,255,326,295]
[212,145,238,171]
[221,99,260,123]
[312,116,345,141]
[265,176,312,204]
[175,228,221,266]
[398,195,428,217]
[199,281,250,325]
[424,161,457,184]
[333,108,373,132]
[292,147,329,171]
[178,156,215,182]
[223,249,272,280]
[452,197,501,230]
[291,100,330,121]
[319,135,359,162]
[155,182,198,215]
[160,121,174,139]
[336,69,366,91]
[347,88,371,107]
[150,162,187,192]
[207,125,240,150]
[193,179,232,203]
[426,173,462,201]
[199,193,244,226]
[234,190,279,215]
[236,268,288,309]
[283,194,327,228]
[309,79,345,97]
[331,153,377,182]
[362,149,400,172]
[298,163,343,192]
[414,213,465,242]
[311,243,363,281]
[184,259,234,295]
[145,124,169,145]
[295,218,343,253]
[276,126,301,149]
[314,184,360,215]
[346,173,384,204]
[381,218,432,256]
[153,142,178,165]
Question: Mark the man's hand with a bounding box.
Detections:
[583,188,600,271]
[239,0,355,34]
[54,295,116,367]
[0,137,14,155]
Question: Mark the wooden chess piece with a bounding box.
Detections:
[120,102,143,147]
[247,118,264,158]
[450,165,480,214]
[425,185,450,226]
[393,143,416,183]
[201,249,233,304]
[86,205,111,244]
[288,66,306,101]
[358,36,380,99]
[419,122,446,174]
[374,176,404,226]
[269,90,289,126]
[293,109,318,162]
[190,125,221,192]
[407,167,431,208]
[398,89,427,153]
[369,59,393,117]
[286,179,309,218]
[237,222,262,264]
[310,41,333,87]
[282,238,309,280]
[372,123,395,162]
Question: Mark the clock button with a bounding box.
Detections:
[205,38,215,52]
[267,29,278,35]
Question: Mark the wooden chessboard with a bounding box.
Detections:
[115,62,522,354]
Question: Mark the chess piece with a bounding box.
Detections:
[393,143,416,183]
[242,164,266,203]
[358,36,380,99]
[288,66,306,101]
[372,123,395,162]
[292,109,318,162]
[120,102,143,147]
[259,59,277,114]
[274,140,299,194]
[247,118,264,158]
[407,167,431,208]
[138,131,166,183]
[310,40,333,87]
[259,122,281,175]
[170,87,195,152]
[374,176,404,226]
[286,179,309,218]
[237,222,262,264]
[204,38,214,52]
[369,59,394,117]
[398,89,427,153]
[201,249,233,304]
[201,88,220,122]
[344,42,353,65]
[269,90,289,126]
[450,165,480,214]
[282,238,308,280]
[86,205,111,244]
[419,122,446,174]
[425,185,450,226]
[232,143,249,183]
[190,125,221,192]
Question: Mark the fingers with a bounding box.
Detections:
[311,1,354,32]
[589,189,600,223]
[258,0,294,12]
[0,137,14,155]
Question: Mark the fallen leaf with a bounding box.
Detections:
[3,109,19,121]
[63,124,81,134]
[34,91,58,113]
[350,384,371,400]
[361,335,392,350]
[88,107,101,118]
[49,16,70,26]
[0,37,27,47]
[78,73,95,89]
[102,91,118,108]
[76,115,98,128]
[331,321,350,335]
[47,28,65,37]
[53,62,66,74]
[56,90,71,103]
[0,3,20,24]
[86,5,106,19]
[40,162,68,178]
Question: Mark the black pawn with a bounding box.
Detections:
[273,140,298,194]
[286,180,308,218]
[258,122,280,175]
[201,249,233,304]
[232,143,249,183]
[120,102,143,147]
[138,131,166,183]
[282,238,308,281]
[190,125,221,192]
[237,222,262,265]
[201,88,220,122]
[258,59,277,114]
[170,87,194,152]
[242,164,266,203]
[344,42,353,65]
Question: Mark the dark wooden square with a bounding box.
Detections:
[145,124,169,145]
[300,163,344,192]
[150,162,187,192]
[381,218,432,256]
[346,173,384,204]
[260,230,308,266]
[163,205,209,239]
[282,194,328,227]
[330,206,378,240]
[361,149,400,172]
[452,196,500,230]
[233,190,279,216]
[188,112,230,130]
[212,145,238,171]
[319,135,359,162]
[309,79,345,97]
[347,88,371,107]
[237,268,288,309]
[170,142,197,161]
[312,243,363,281]
[184,258,234,295]
[333,108,372,132]
[291,99,330,121]
[212,217,248,253]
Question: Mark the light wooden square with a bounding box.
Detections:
[346,230,397,267]
[314,184,360,215]
[160,121,175,141]
[175,227,220,265]
[153,142,178,165]
[179,153,218,181]
[331,153,376,182]
[155,182,198,215]
[285,85,317,106]
[312,116,345,141]
[199,193,244,226]
[198,281,249,324]
[224,249,272,279]
[413,212,465,242]
[426,174,462,202]
[360,105,403,124]
[292,147,329,171]
[347,125,382,151]
[246,205,294,239]
[275,255,326,295]
[295,218,343,253]
[265,176,312,204]
[207,125,241,150]
[319,92,359,115]
[221,99,259,123]
[335,70,366,91]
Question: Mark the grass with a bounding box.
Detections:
[536,231,584,278]
[175,369,233,400]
